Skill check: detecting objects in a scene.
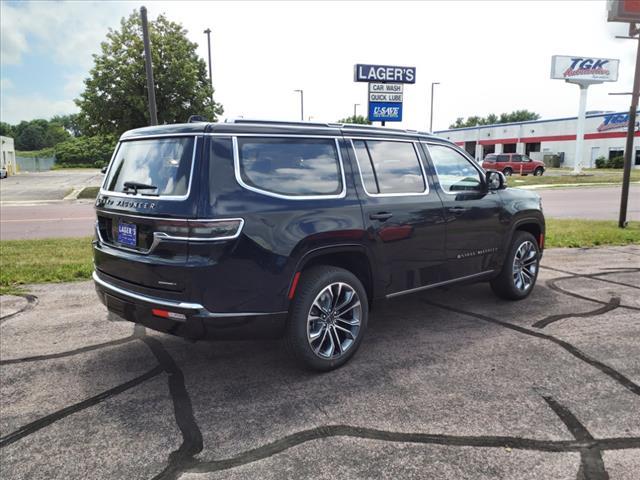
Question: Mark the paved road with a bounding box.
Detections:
[0,170,102,202]
[0,247,638,479]
[0,202,95,240]
[1,185,637,240]
[538,185,639,220]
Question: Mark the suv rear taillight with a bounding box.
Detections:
[155,218,244,241]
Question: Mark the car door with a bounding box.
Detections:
[421,142,507,280]
[346,137,446,297]
[521,154,535,173]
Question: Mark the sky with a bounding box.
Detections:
[0,0,637,131]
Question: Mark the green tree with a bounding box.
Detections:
[76,11,223,136]
[51,114,83,137]
[449,110,539,129]
[12,119,70,150]
[0,122,14,138]
[338,115,371,125]
[54,134,117,167]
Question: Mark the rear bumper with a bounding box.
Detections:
[93,271,287,340]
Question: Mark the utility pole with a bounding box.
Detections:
[353,103,360,121]
[140,6,158,126]
[619,24,640,228]
[294,89,304,121]
[430,82,439,132]
[203,28,214,104]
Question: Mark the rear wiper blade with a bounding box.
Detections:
[123,181,158,194]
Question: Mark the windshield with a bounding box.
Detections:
[104,137,195,196]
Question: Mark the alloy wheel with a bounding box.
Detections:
[512,240,538,291]
[307,282,362,359]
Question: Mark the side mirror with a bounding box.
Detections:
[100,166,108,174]
[486,170,506,190]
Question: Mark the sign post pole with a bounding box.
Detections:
[550,55,619,173]
[572,84,589,175]
[619,28,640,228]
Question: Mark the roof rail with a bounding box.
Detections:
[223,118,339,128]
[220,118,438,137]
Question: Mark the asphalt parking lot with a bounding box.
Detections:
[0,170,101,203]
[0,247,639,480]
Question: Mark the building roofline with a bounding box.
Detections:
[434,110,638,134]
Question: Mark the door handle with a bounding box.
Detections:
[448,206,469,214]
[369,212,393,221]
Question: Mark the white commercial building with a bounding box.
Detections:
[1,136,16,175]
[435,110,640,169]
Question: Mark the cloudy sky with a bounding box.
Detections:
[0,1,636,131]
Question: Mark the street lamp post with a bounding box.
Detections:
[430,82,440,132]
[203,28,213,104]
[294,89,304,121]
[353,103,360,121]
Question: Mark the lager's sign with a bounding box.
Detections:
[354,64,416,84]
[551,56,619,82]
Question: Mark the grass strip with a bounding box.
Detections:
[77,186,101,199]
[545,219,640,248]
[508,168,640,187]
[0,237,93,295]
[0,220,638,295]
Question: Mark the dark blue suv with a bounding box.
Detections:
[93,120,545,370]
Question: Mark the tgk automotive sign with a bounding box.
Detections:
[550,56,619,82]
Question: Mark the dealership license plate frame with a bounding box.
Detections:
[117,221,137,247]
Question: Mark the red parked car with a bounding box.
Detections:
[482,153,545,176]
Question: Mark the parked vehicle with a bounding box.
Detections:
[482,153,545,176]
[0,167,7,179]
[93,120,545,370]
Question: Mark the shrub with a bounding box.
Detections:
[608,156,625,169]
[54,135,117,168]
[594,156,607,169]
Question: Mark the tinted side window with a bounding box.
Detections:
[496,154,509,162]
[427,144,483,193]
[485,155,496,162]
[352,140,426,194]
[237,137,342,197]
[512,155,522,162]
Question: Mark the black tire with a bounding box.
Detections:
[502,167,513,176]
[490,231,540,300]
[534,167,544,176]
[285,266,368,371]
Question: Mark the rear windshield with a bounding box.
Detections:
[104,137,195,197]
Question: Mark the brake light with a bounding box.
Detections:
[155,218,244,241]
[152,308,187,320]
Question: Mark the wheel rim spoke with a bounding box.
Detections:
[307,281,362,359]
[512,240,538,292]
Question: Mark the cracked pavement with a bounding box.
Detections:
[0,246,639,479]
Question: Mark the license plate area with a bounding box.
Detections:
[117,222,137,247]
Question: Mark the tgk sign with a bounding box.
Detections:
[597,112,640,132]
[551,55,619,82]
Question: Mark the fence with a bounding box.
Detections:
[15,156,56,172]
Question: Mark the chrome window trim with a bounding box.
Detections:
[232,136,347,201]
[100,136,199,201]
[421,142,486,196]
[348,138,430,198]
[386,270,494,299]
